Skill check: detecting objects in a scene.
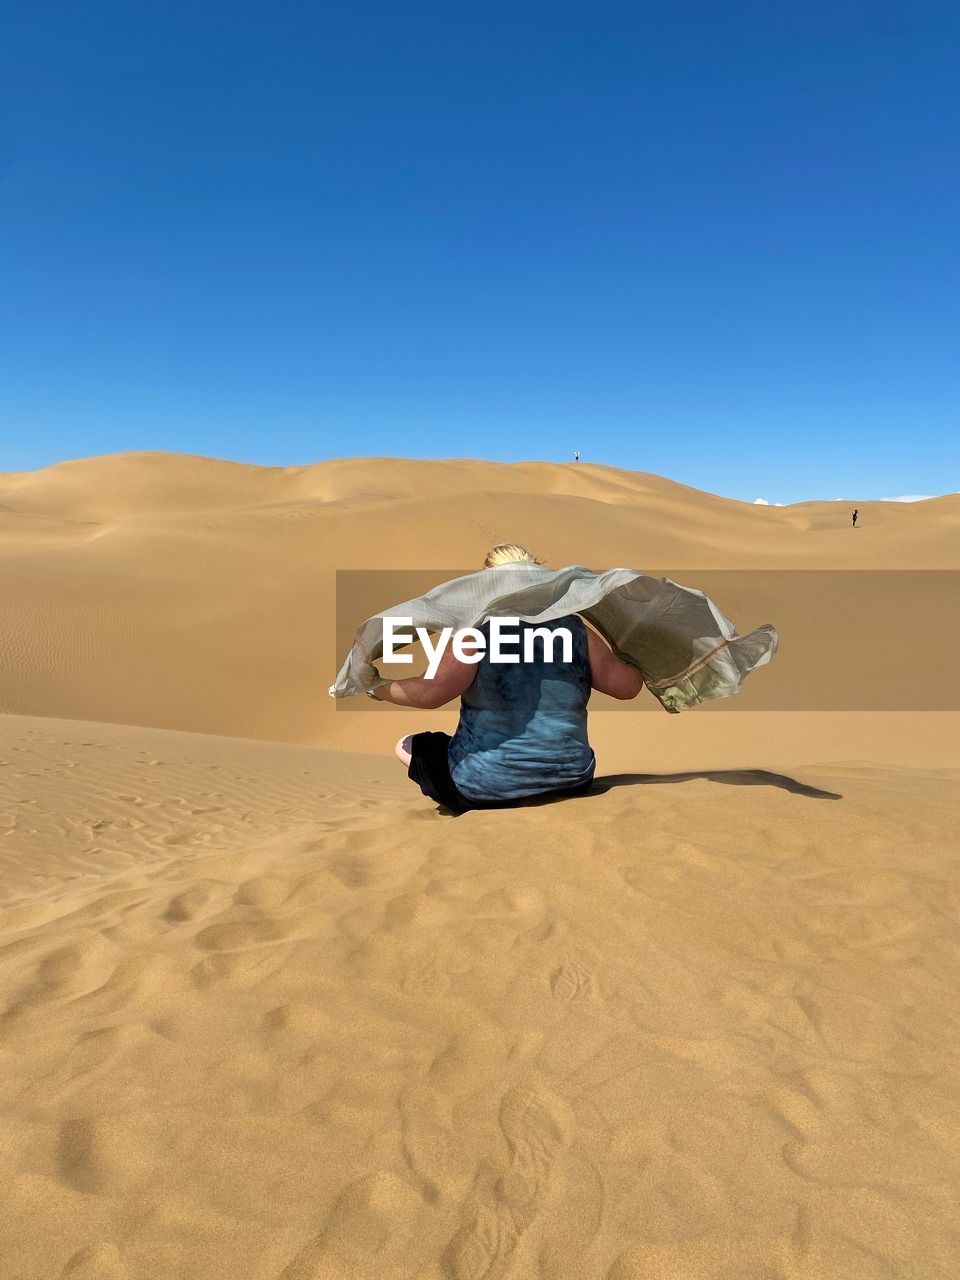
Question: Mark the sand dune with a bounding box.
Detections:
[1,452,958,765]
[1,453,958,1278]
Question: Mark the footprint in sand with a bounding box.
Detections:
[279,1169,425,1280]
[764,1077,824,1142]
[233,876,290,908]
[193,917,300,951]
[262,1001,333,1038]
[442,1078,572,1280]
[383,892,450,929]
[56,1113,153,1195]
[34,935,116,998]
[398,1080,474,1203]
[549,955,596,1002]
[60,1242,128,1279]
[163,882,220,923]
[473,885,546,921]
[328,852,379,888]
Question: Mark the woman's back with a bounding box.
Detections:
[448,614,595,801]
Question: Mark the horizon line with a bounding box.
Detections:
[0,447,955,509]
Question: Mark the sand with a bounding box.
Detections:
[1,453,958,1278]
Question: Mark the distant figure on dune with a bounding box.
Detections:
[575,450,580,462]
[852,508,859,527]
[369,543,644,813]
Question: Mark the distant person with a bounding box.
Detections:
[852,508,858,527]
[575,450,580,462]
[369,543,645,812]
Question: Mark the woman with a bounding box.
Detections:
[369,543,645,812]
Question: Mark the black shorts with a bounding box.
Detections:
[406,731,595,815]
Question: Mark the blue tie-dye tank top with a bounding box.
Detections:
[447,613,595,802]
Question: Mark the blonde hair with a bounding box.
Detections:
[483,543,544,568]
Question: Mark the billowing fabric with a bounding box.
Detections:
[448,615,595,801]
[329,562,778,714]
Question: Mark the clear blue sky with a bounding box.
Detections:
[2,2,958,502]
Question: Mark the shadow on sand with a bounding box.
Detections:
[437,767,842,815]
[590,769,843,801]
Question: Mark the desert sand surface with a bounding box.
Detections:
[1,453,959,1278]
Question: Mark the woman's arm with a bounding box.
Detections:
[370,643,477,709]
[586,628,645,700]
